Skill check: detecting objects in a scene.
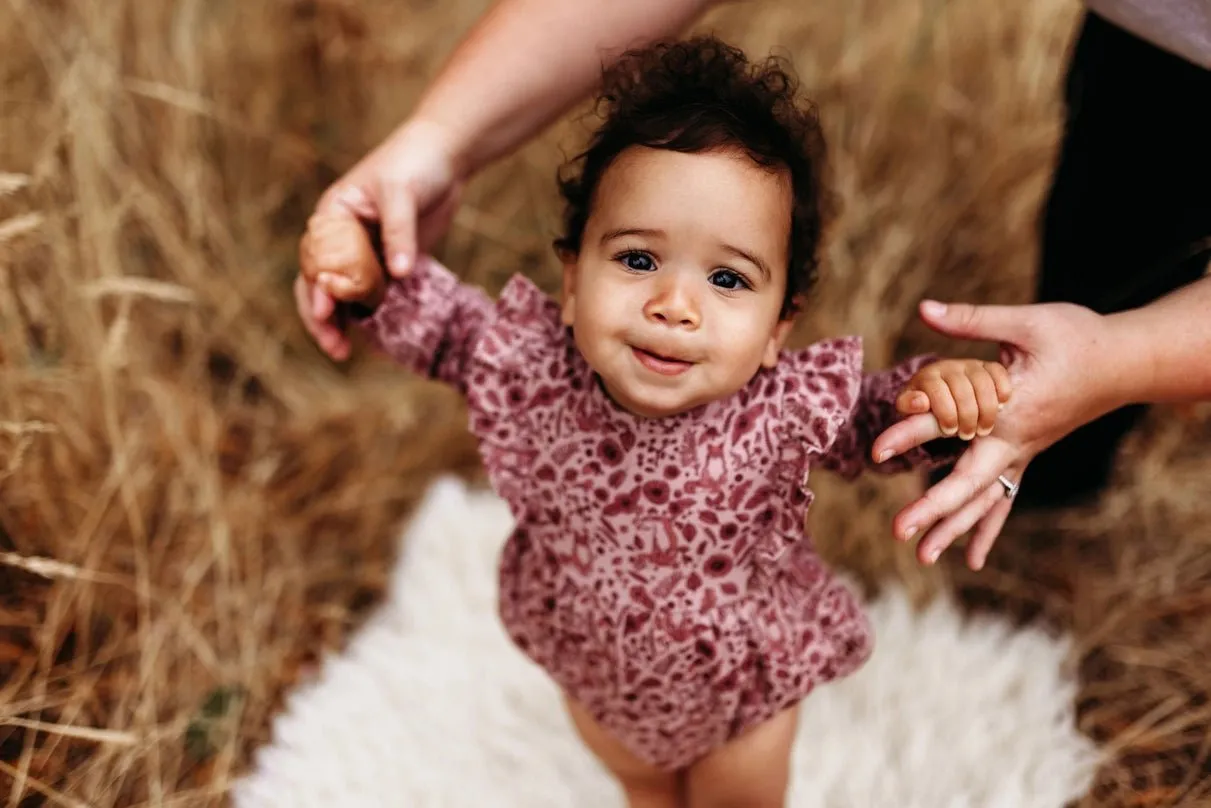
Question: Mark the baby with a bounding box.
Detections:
[300,36,1009,808]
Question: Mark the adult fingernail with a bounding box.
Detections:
[928,547,941,563]
[922,300,947,317]
[959,431,974,440]
[390,253,411,276]
[976,426,992,437]
[336,186,368,208]
[904,525,918,540]
[941,426,958,437]
[877,450,893,463]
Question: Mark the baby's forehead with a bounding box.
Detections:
[588,147,793,246]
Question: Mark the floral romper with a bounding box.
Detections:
[356,256,954,771]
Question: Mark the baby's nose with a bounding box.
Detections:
[644,279,700,328]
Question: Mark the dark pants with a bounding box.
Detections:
[1017,11,1211,507]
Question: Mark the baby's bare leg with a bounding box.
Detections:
[683,705,798,808]
[564,696,682,808]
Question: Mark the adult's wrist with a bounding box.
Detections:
[1090,307,1154,412]
[392,116,470,184]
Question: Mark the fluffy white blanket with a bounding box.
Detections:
[234,476,1100,807]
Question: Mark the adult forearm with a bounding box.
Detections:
[1105,274,1211,406]
[410,0,720,178]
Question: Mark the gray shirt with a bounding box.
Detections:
[1087,0,1211,68]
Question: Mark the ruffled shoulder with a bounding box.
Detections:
[474,274,568,374]
[775,335,864,458]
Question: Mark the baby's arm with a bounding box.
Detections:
[299,211,493,394]
[819,356,1008,478]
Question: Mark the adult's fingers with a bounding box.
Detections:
[914,479,1004,565]
[965,465,1027,570]
[310,282,335,322]
[378,183,419,278]
[416,182,464,256]
[918,300,1035,347]
[293,274,324,342]
[293,275,349,361]
[892,438,1017,542]
[871,412,942,464]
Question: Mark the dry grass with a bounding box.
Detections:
[1,0,1208,805]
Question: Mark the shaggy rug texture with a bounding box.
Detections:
[233,476,1100,807]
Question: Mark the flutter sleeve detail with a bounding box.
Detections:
[354,256,495,395]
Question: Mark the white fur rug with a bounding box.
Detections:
[233,476,1101,807]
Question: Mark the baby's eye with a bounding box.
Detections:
[618,251,654,272]
[709,269,749,291]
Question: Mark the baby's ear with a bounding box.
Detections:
[557,247,579,327]
[761,316,796,368]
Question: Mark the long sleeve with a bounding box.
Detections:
[817,355,962,480]
[353,256,494,395]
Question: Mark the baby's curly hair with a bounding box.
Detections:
[554,35,835,318]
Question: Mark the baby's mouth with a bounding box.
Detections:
[631,346,695,376]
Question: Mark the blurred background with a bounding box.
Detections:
[1,0,1209,804]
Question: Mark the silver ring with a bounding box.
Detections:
[997,474,1019,500]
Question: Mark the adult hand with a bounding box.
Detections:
[294,120,464,360]
[871,298,1125,570]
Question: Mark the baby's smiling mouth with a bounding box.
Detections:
[631,345,695,376]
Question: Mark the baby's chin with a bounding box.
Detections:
[598,374,743,420]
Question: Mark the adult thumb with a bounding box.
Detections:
[379,183,418,278]
[918,300,1031,346]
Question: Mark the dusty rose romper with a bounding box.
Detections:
[357,257,955,771]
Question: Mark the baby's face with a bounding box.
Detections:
[561,146,796,418]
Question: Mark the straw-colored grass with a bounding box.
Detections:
[2,0,1209,805]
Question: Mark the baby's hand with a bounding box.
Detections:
[299,211,386,309]
[896,359,1011,440]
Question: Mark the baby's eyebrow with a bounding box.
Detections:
[600,227,665,244]
[720,243,771,281]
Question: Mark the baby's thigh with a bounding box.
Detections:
[563,695,681,808]
[683,704,798,808]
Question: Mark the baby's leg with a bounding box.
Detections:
[564,696,682,808]
[683,705,798,808]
